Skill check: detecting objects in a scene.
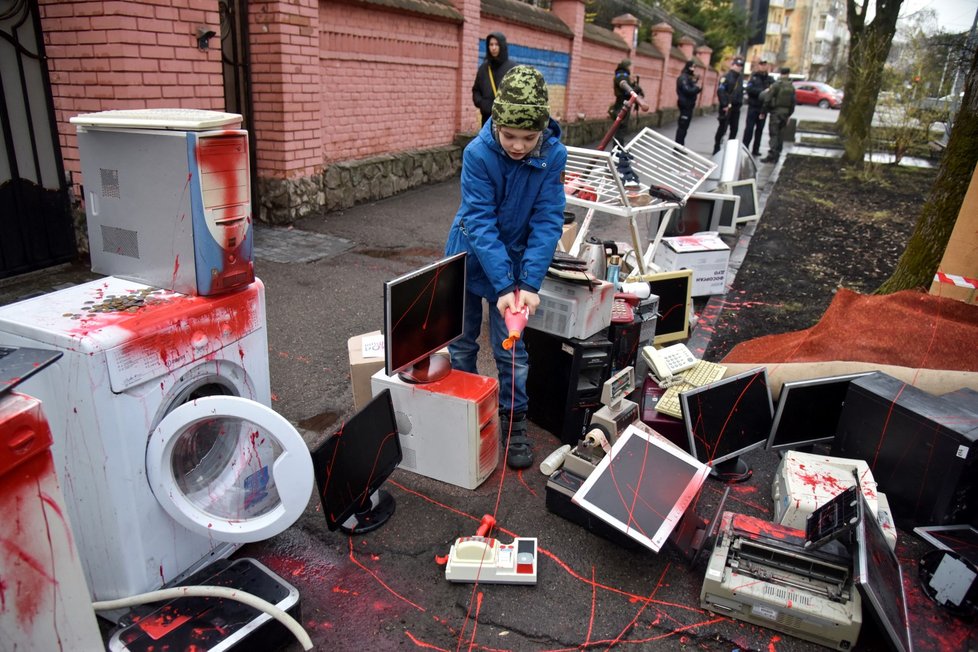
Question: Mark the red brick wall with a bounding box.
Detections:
[251,0,322,178]
[575,40,628,121]
[320,2,460,164]
[39,0,224,184]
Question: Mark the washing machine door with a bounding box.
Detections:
[147,395,313,543]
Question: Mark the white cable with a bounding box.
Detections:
[92,585,313,650]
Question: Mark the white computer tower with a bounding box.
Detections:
[70,108,254,296]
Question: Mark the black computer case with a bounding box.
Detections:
[832,372,977,528]
[525,328,612,445]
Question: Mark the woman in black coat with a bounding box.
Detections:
[472,32,517,125]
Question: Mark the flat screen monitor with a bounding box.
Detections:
[854,493,913,652]
[572,424,711,552]
[913,524,978,566]
[645,269,692,345]
[312,389,402,534]
[719,179,759,223]
[383,252,466,383]
[767,373,873,452]
[680,367,773,482]
[663,194,721,237]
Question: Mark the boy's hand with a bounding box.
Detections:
[497,290,541,316]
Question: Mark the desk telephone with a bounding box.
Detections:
[642,343,697,382]
[612,292,640,324]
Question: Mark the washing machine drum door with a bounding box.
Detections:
[147,395,313,543]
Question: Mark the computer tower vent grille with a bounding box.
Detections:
[99,168,121,198]
[100,225,140,259]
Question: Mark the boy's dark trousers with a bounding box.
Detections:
[743,107,766,155]
[675,107,693,145]
[713,104,741,154]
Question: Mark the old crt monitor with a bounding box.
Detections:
[767,372,873,452]
[312,389,402,534]
[383,252,466,383]
[663,194,721,237]
[644,270,693,345]
[719,179,759,223]
[681,367,773,482]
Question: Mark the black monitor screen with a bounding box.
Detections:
[767,373,872,451]
[664,197,718,237]
[647,270,692,345]
[384,252,466,381]
[312,389,402,532]
[726,181,758,220]
[855,493,913,652]
[681,367,773,465]
[716,195,739,233]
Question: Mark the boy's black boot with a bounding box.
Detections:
[500,411,532,470]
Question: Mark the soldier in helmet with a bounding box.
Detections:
[445,65,567,470]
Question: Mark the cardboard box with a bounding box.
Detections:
[559,222,578,252]
[527,277,615,340]
[348,330,386,410]
[651,233,730,297]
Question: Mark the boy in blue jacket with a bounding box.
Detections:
[445,65,567,470]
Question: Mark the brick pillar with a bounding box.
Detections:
[612,13,639,55]
[249,0,322,222]
[551,0,586,121]
[651,22,673,58]
[695,45,713,109]
[678,35,695,61]
[695,45,713,68]
[651,23,674,111]
[452,0,482,133]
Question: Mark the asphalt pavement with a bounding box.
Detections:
[1,106,859,651]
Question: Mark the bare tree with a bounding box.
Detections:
[877,43,978,293]
[838,0,905,164]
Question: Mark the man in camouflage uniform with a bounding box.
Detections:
[761,67,796,164]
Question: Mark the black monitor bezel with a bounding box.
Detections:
[766,372,874,452]
[312,389,403,532]
[854,492,914,652]
[382,252,466,378]
[680,367,773,466]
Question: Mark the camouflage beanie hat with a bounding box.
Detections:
[492,65,550,131]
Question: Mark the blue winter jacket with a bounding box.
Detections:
[445,118,567,300]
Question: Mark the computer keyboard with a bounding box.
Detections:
[654,361,728,419]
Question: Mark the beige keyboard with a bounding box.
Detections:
[654,361,727,419]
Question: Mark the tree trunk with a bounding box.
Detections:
[838,0,904,165]
[877,44,978,294]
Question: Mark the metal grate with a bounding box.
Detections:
[100,168,121,198]
[100,225,140,259]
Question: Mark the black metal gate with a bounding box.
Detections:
[0,0,76,279]
[219,0,259,218]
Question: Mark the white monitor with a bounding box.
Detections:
[663,191,741,237]
[600,366,635,410]
[719,179,759,223]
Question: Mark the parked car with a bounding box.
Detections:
[792,81,844,109]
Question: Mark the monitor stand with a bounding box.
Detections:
[710,457,752,484]
[398,353,452,384]
[339,489,396,535]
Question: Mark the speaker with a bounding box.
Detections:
[525,328,612,445]
[603,317,643,375]
[832,372,978,528]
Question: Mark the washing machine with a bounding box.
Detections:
[0,276,313,603]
